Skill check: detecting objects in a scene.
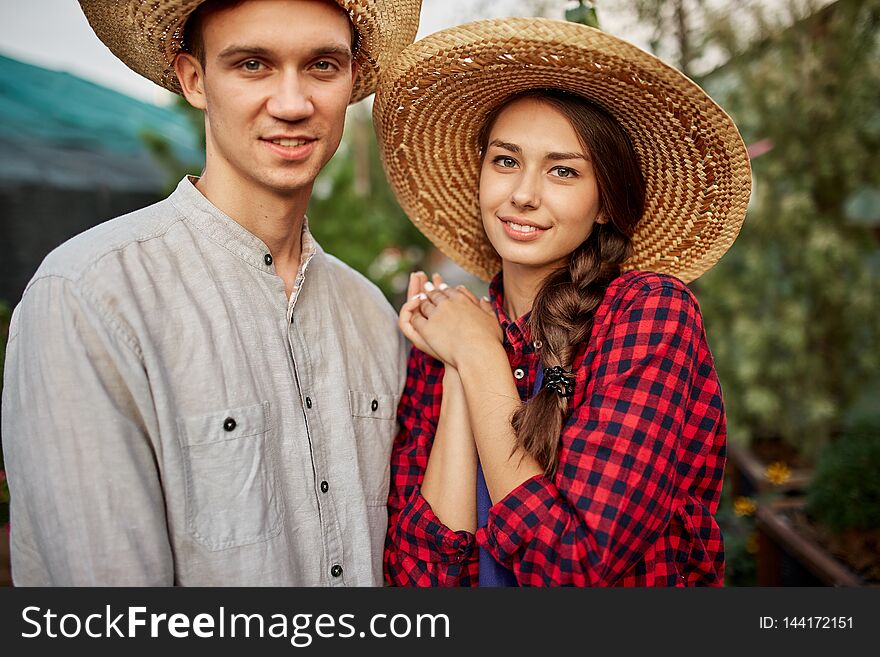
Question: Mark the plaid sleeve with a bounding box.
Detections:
[384,346,478,586]
[476,278,709,586]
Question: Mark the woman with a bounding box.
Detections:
[374,18,751,586]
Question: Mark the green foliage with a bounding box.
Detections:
[140,96,206,195]
[306,106,431,304]
[565,1,600,28]
[806,417,880,532]
[696,0,880,457]
[716,479,758,586]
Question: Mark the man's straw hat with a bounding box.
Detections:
[79,0,423,103]
[374,18,752,282]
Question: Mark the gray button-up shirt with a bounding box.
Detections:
[2,177,407,586]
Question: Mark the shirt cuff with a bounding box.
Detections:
[476,474,558,565]
[391,486,476,564]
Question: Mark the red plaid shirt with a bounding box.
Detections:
[385,271,726,586]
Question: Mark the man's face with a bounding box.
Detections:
[185,0,355,197]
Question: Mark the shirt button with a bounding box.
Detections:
[264,253,273,266]
[223,417,236,431]
[330,564,343,578]
[320,480,329,493]
[305,397,313,409]
[514,368,525,380]
[371,399,379,412]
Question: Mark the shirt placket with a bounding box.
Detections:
[504,322,537,401]
[284,255,347,587]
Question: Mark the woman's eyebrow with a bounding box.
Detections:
[488,139,521,154]
[489,139,589,162]
[546,151,589,162]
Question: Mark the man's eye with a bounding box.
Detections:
[242,60,262,72]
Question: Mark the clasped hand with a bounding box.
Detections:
[399,272,503,368]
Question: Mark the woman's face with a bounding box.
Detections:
[479,97,603,275]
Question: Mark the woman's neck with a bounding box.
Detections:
[501,261,555,321]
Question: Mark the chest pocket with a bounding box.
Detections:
[177,401,282,551]
[349,390,396,505]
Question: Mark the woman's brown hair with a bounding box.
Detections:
[478,89,646,476]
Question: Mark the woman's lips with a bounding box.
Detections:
[498,216,548,242]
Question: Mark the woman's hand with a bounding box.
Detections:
[399,272,448,361]
[409,277,503,369]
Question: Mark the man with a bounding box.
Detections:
[1,0,420,585]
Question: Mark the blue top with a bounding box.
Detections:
[476,366,545,587]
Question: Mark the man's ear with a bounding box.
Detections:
[174,52,207,110]
[350,59,360,87]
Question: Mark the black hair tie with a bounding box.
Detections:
[542,366,575,398]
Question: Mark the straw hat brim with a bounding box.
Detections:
[374,18,752,282]
[78,0,422,104]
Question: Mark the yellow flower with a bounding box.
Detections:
[764,461,792,486]
[734,496,758,517]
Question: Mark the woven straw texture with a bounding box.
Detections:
[374,18,752,282]
[78,0,422,103]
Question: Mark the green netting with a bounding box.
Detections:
[0,53,201,163]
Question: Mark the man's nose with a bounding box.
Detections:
[266,72,315,122]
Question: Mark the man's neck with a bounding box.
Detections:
[195,173,311,298]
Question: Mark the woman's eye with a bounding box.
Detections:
[242,60,263,72]
[552,166,577,179]
[494,156,517,168]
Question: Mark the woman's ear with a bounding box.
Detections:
[174,52,207,110]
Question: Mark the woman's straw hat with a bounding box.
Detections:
[374,18,752,282]
[78,0,423,103]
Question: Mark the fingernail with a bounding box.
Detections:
[482,296,490,302]
[439,283,449,290]
[417,293,428,300]
[424,282,435,291]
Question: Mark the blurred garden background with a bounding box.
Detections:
[1,0,878,586]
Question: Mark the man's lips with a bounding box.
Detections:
[263,136,315,147]
[261,136,317,161]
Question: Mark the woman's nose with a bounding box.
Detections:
[510,171,541,210]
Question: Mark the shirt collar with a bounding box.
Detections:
[169,176,318,274]
[489,271,534,353]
